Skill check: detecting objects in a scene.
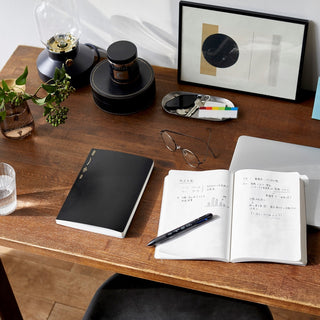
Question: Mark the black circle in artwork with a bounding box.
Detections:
[202,33,239,68]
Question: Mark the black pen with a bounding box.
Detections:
[147,213,216,247]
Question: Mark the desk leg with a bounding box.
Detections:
[0,258,23,320]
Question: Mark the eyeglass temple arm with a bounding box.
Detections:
[204,128,217,159]
[205,144,217,159]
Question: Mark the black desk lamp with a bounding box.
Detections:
[34,0,97,88]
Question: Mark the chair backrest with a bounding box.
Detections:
[83,274,273,320]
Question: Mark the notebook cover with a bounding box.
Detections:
[56,149,154,238]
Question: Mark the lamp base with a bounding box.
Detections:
[36,43,97,88]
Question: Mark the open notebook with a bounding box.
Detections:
[154,169,307,265]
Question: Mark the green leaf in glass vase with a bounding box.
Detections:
[0,100,5,120]
[1,80,10,92]
[15,66,28,86]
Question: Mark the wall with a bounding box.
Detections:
[1,0,319,90]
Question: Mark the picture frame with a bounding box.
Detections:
[178,1,309,101]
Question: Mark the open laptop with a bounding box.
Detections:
[229,135,320,228]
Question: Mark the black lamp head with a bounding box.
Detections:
[36,41,97,88]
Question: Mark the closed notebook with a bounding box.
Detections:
[56,149,154,238]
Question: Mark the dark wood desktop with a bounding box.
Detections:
[1,46,320,317]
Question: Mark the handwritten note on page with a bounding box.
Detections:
[231,169,306,263]
[155,170,232,260]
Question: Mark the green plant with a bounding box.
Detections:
[0,66,75,127]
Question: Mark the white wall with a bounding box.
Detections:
[1,0,319,90]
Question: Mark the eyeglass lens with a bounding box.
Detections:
[182,149,200,167]
[161,131,177,151]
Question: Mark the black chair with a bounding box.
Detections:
[83,273,273,320]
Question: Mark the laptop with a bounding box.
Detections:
[229,135,320,228]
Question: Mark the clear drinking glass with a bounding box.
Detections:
[0,162,17,215]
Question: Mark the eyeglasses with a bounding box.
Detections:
[160,129,216,168]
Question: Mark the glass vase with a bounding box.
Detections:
[0,101,35,139]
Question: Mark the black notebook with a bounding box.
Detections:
[56,149,154,238]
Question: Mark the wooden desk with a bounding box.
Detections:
[1,46,320,316]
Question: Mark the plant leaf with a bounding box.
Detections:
[43,106,51,116]
[8,92,17,102]
[0,100,5,120]
[22,93,32,100]
[54,68,61,81]
[33,97,46,105]
[41,84,57,93]
[45,94,54,103]
[15,66,28,85]
[54,66,66,81]
[1,80,10,92]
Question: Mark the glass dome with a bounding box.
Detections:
[34,0,81,53]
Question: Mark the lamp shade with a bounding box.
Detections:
[34,0,81,53]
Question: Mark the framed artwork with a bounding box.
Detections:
[178,1,309,100]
